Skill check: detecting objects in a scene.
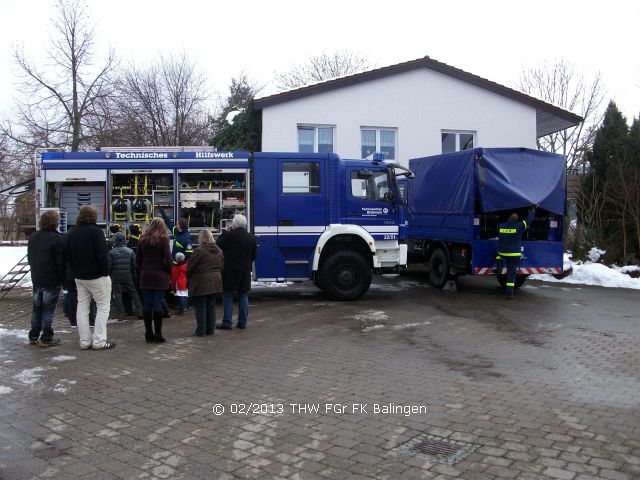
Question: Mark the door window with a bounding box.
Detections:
[282,162,320,194]
[350,170,389,202]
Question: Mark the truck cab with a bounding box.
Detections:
[253,152,411,300]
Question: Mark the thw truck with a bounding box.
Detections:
[36,148,412,300]
[406,147,565,288]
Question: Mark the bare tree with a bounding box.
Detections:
[2,0,116,152]
[0,133,34,240]
[112,53,213,146]
[274,51,374,91]
[518,59,605,173]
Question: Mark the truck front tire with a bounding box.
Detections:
[319,251,372,300]
[428,247,451,289]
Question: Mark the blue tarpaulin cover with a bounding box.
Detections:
[409,148,566,216]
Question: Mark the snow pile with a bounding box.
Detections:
[0,246,31,287]
[0,386,13,395]
[531,251,640,290]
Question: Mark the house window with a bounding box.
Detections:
[297,126,335,153]
[282,162,321,194]
[361,128,397,160]
[441,130,476,153]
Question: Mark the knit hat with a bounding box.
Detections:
[175,252,186,262]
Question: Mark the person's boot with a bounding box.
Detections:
[153,311,166,343]
[143,311,154,343]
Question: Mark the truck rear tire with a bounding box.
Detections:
[497,274,528,289]
[319,251,372,300]
[428,247,450,289]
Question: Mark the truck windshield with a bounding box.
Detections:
[351,171,389,202]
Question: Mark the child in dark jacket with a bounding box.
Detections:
[171,252,188,314]
[108,232,143,319]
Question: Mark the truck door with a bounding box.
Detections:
[345,167,398,241]
[276,158,327,280]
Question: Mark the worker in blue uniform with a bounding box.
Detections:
[158,208,194,263]
[496,206,536,299]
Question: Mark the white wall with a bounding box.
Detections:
[261,68,538,167]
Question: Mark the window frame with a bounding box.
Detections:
[297,124,336,153]
[441,129,477,153]
[360,126,397,161]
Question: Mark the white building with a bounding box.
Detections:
[255,56,582,166]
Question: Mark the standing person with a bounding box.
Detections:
[496,205,536,300]
[108,231,143,320]
[216,214,256,330]
[27,210,65,347]
[187,230,223,336]
[170,252,188,315]
[158,208,193,262]
[137,217,172,343]
[65,206,115,350]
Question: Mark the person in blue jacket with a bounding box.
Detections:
[496,205,536,299]
[158,208,193,262]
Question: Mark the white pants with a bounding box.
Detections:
[75,276,112,349]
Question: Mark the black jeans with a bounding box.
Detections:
[191,294,216,336]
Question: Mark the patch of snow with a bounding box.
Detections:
[392,321,431,329]
[615,265,640,274]
[0,326,29,339]
[362,324,385,332]
[52,379,76,394]
[0,386,13,394]
[251,281,292,288]
[13,367,48,385]
[354,310,388,322]
[50,355,76,362]
[0,246,31,287]
[226,109,243,124]
[588,247,606,263]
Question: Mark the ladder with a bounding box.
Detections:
[0,254,30,298]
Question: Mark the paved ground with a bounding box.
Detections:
[0,268,639,480]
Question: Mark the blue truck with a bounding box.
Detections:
[36,149,412,300]
[406,147,565,288]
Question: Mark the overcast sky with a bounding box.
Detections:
[1,0,639,122]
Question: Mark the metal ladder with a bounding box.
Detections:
[0,254,30,298]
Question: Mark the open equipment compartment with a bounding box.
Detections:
[36,149,251,242]
[110,169,174,227]
[176,168,247,233]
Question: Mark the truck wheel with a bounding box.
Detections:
[319,251,372,300]
[428,247,450,289]
[496,274,529,289]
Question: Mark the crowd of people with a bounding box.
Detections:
[27,206,257,350]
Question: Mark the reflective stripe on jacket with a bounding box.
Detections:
[496,210,535,257]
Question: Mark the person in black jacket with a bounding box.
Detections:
[496,206,536,300]
[27,210,65,347]
[108,231,143,320]
[216,214,257,330]
[65,206,115,350]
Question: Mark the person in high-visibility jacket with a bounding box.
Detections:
[496,206,536,299]
[158,208,193,262]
